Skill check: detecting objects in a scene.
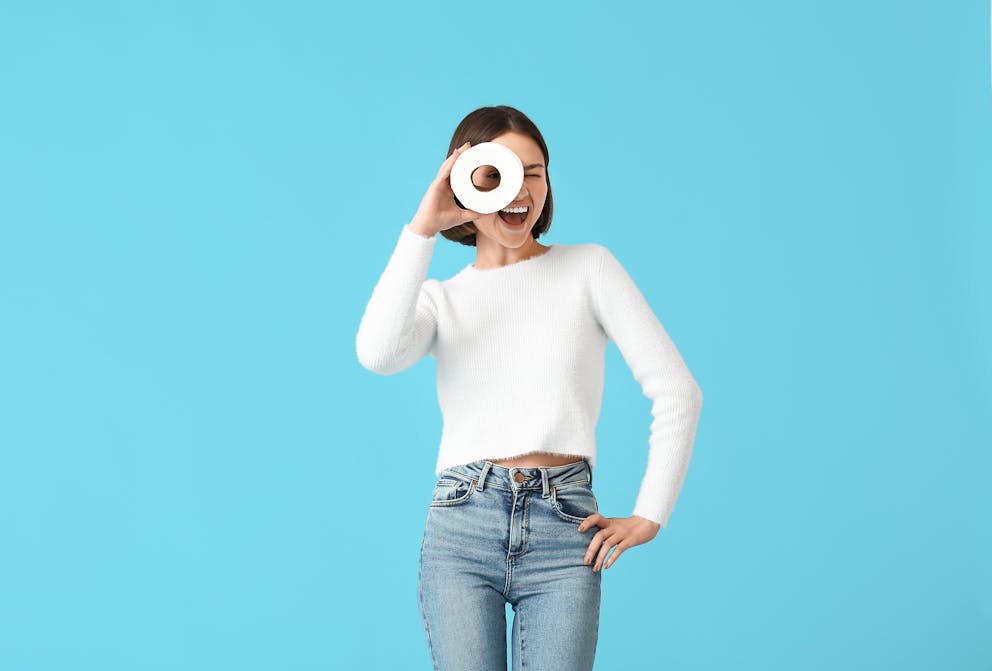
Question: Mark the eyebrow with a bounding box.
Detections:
[524,164,545,170]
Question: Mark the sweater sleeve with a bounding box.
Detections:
[355,224,439,375]
[591,245,704,527]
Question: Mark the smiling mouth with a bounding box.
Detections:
[497,208,528,227]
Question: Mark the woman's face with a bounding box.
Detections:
[468,131,548,248]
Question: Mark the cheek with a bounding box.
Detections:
[478,213,500,230]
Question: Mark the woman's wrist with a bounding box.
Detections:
[407,218,437,239]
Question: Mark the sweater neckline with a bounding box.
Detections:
[465,244,557,274]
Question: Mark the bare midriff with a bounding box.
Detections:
[486,452,586,469]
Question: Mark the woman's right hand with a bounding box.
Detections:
[408,141,485,236]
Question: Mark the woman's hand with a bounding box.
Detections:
[409,141,485,236]
[578,514,662,572]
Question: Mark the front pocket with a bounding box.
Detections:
[429,477,477,507]
[550,484,599,524]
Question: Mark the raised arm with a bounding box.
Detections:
[355,224,439,375]
[356,142,486,374]
[591,245,704,527]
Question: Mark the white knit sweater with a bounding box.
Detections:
[356,224,703,527]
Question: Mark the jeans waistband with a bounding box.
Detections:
[441,458,593,494]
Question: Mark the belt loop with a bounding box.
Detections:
[540,467,550,498]
[478,461,492,492]
[586,459,593,486]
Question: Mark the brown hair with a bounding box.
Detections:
[441,105,554,247]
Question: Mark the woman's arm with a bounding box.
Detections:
[355,142,483,375]
[591,245,704,527]
[355,223,439,375]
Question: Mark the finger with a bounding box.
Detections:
[604,541,628,569]
[594,537,618,572]
[583,532,605,566]
[436,142,471,181]
[578,514,604,533]
[434,156,456,183]
[445,141,471,163]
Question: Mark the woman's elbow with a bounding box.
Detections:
[689,381,704,415]
[355,332,399,375]
[674,377,704,412]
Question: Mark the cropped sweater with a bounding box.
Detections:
[355,224,704,527]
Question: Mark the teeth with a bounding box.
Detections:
[500,206,528,213]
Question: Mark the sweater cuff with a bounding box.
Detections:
[385,224,436,273]
[632,507,668,528]
[402,223,438,244]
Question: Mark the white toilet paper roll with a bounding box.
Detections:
[449,142,524,214]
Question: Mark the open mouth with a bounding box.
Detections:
[497,207,529,227]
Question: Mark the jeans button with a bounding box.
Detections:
[514,472,525,483]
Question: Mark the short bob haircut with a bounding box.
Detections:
[441,105,554,247]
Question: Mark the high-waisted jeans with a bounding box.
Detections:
[418,458,602,671]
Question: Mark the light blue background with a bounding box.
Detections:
[1,1,989,669]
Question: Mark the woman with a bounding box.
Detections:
[356,105,703,670]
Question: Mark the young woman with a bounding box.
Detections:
[356,105,704,671]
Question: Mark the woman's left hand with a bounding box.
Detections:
[578,514,661,571]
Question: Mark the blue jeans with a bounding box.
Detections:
[418,458,602,671]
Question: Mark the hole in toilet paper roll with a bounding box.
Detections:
[470,165,500,193]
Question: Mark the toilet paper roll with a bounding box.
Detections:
[449,142,524,214]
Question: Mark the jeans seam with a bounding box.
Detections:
[418,525,439,670]
[550,487,598,524]
[428,478,477,507]
[518,601,525,670]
